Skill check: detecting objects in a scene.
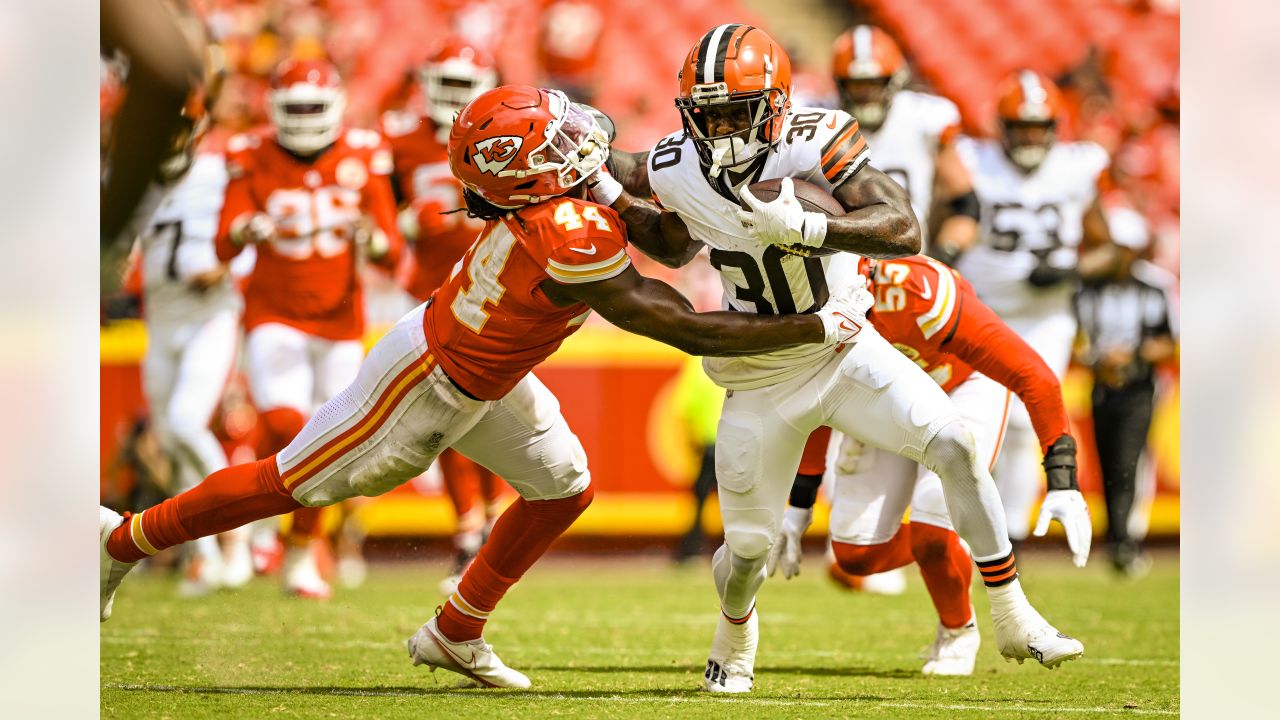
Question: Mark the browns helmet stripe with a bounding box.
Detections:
[699,23,744,83]
[853,25,873,62]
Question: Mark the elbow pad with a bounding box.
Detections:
[946,190,980,221]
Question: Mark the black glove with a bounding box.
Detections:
[1042,434,1079,491]
[1027,248,1078,288]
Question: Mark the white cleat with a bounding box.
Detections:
[283,547,332,600]
[921,616,981,676]
[407,616,531,689]
[220,538,255,589]
[861,568,908,596]
[992,602,1084,669]
[703,610,758,693]
[99,507,136,622]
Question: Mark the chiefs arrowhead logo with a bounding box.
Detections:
[472,136,523,175]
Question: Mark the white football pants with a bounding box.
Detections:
[828,372,1013,544]
[712,327,1012,619]
[276,303,590,507]
[245,322,365,414]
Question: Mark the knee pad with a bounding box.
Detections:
[921,420,980,479]
[724,510,774,560]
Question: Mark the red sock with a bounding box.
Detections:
[832,524,913,576]
[257,407,307,458]
[437,485,594,642]
[439,448,480,519]
[910,522,974,629]
[107,456,303,563]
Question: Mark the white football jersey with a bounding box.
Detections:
[136,153,240,325]
[954,138,1108,320]
[648,106,869,389]
[864,90,961,232]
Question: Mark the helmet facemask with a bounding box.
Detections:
[419,58,498,133]
[1001,120,1056,172]
[677,85,786,178]
[836,72,904,132]
[269,83,346,155]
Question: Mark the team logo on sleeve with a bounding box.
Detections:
[472,136,523,175]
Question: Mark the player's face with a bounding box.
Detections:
[837,77,893,130]
[699,101,756,138]
[1002,120,1056,171]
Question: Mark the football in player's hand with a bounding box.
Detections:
[743,177,844,257]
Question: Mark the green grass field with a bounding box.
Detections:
[101,549,1178,719]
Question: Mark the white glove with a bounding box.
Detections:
[815,275,873,345]
[736,177,827,248]
[767,505,813,579]
[1032,489,1092,568]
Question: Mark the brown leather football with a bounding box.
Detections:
[742,178,844,257]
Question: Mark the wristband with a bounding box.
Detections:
[588,171,624,207]
[800,211,828,247]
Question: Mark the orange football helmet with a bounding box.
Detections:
[831,25,908,131]
[448,85,609,209]
[269,58,347,155]
[995,69,1066,171]
[418,36,499,132]
[676,24,792,176]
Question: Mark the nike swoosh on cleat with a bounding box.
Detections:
[430,634,498,688]
[569,245,598,255]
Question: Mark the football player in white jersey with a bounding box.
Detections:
[952,70,1114,546]
[831,24,978,257]
[130,87,253,593]
[820,23,983,596]
[600,24,1084,694]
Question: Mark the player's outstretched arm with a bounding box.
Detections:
[543,264,862,357]
[825,165,922,258]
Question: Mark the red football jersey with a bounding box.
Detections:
[423,197,630,400]
[862,255,1070,454]
[380,110,487,301]
[216,127,404,340]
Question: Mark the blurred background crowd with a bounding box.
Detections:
[100,0,1179,595]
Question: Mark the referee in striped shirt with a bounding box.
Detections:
[1073,208,1177,577]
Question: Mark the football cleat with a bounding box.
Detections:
[703,610,758,693]
[283,547,332,600]
[921,615,981,676]
[407,616,531,689]
[992,602,1084,669]
[221,535,255,588]
[99,507,136,622]
[861,568,907,596]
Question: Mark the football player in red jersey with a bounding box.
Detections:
[769,255,1091,676]
[100,85,872,689]
[380,38,506,594]
[215,57,405,599]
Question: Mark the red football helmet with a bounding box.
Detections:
[830,25,909,131]
[676,24,792,177]
[995,69,1066,172]
[418,36,499,132]
[448,85,609,209]
[269,58,347,154]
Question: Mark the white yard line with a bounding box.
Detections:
[103,683,1178,714]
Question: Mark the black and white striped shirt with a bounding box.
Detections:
[1074,261,1178,385]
